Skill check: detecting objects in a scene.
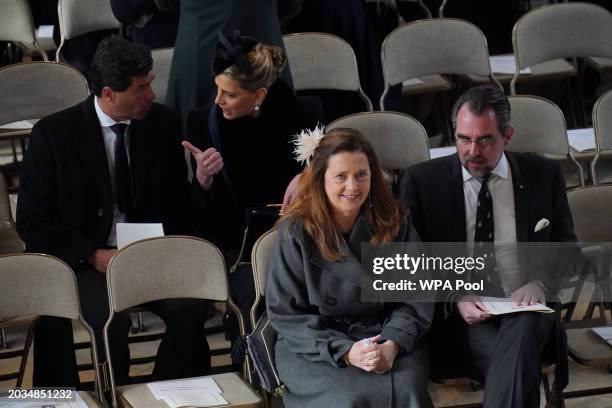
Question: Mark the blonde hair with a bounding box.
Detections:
[222,43,286,91]
[281,128,406,262]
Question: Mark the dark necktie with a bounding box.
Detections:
[110,123,133,219]
[473,173,503,295]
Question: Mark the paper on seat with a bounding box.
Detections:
[116,223,164,249]
[567,128,595,152]
[147,377,228,407]
[489,55,532,75]
[592,326,612,346]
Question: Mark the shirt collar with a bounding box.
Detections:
[462,152,509,183]
[94,97,131,128]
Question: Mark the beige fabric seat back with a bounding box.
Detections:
[326,111,430,170]
[57,0,120,61]
[151,47,174,106]
[0,62,89,127]
[380,18,501,109]
[250,228,279,327]
[508,95,584,186]
[592,90,612,184]
[567,186,612,242]
[104,236,247,408]
[0,0,48,60]
[511,2,612,94]
[283,32,373,111]
[0,253,103,402]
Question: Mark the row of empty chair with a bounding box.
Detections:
[1,236,262,408]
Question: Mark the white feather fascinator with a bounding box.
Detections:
[291,124,325,166]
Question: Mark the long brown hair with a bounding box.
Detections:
[282,128,406,262]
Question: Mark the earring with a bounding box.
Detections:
[253,104,260,112]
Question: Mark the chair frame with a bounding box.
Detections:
[102,235,251,408]
[0,253,105,404]
[591,89,612,185]
[380,18,503,111]
[507,94,585,187]
[283,32,373,112]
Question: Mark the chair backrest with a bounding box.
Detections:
[250,228,279,327]
[326,111,430,170]
[0,0,48,60]
[106,236,230,312]
[381,18,500,109]
[0,253,81,319]
[57,0,120,60]
[1,253,103,402]
[567,186,612,242]
[507,95,569,158]
[151,47,174,106]
[508,95,584,186]
[0,62,89,127]
[512,2,612,71]
[592,89,612,184]
[283,32,373,111]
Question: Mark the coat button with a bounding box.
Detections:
[97,208,103,217]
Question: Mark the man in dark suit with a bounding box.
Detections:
[400,85,577,407]
[17,36,215,387]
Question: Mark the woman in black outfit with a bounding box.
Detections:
[184,32,323,316]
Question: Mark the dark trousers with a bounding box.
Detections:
[430,310,556,408]
[33,265,211,387]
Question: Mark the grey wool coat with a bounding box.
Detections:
[266,216,434,408]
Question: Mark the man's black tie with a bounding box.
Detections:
[473,173,503,295]
[110,123,133,219]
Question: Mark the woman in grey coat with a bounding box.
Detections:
[266,128,434,407]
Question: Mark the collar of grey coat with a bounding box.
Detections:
[309,215,373,285]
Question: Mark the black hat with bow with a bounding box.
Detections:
[212,30,258,77]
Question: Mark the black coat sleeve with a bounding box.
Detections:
[16,124,97,266]
[110,0,156,25]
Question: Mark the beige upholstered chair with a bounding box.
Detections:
[0,253,103,406]
[103,236,261,408]
[283,32,373,112]
[380,18,502,110]
[0,0,48,60]
[249,228,282,405]
[507,95,584,187]
[511,2,612,126]
[565,186,612,397]
[57,0,121,62]
[591,90,612,184]
[151,47,174,106]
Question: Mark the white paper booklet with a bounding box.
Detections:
[147,377,228,407]
[591,326,612,346]
[481,296,554,315]
[116,223,164,249]
[567,128,595,152]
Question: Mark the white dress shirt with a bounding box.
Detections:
[94,97,131,247]
[463,153,522,295]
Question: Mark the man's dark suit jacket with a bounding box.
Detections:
[399,150,578,389]
[17,94,193,269]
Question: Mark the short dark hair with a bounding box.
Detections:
[88,36,153,96]
[451,85,512,135]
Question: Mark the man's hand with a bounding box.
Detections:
[457,295,491,324]
[345,335,382,373]
[511,281,546,306]
[182,141,223,191]
[281,173,302,214]
[88,249,117,274]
